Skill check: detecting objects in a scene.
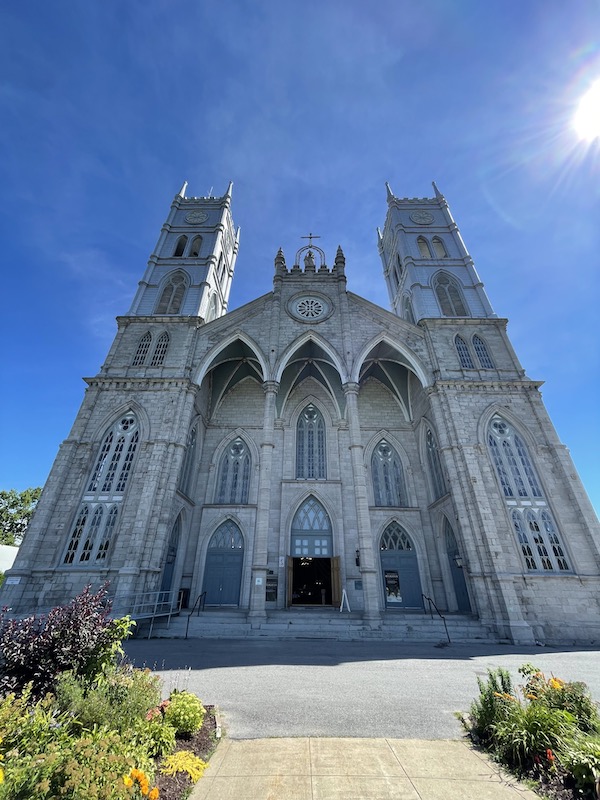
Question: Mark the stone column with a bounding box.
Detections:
[343,382,381,623]
[248,381,279,620]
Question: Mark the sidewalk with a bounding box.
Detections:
[191,737,539,800]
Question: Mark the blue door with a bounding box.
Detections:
[203,521,244,606]
[380,523,423,609]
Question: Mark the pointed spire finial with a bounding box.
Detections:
[335,245,346,268]
[178,180,188,198]
[385,182,394,202]
[432,181,443,199]
[225,181,233,198]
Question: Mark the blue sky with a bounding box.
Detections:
[1,0,599,515]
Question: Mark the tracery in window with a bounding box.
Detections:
[133,332,152,366]
[473,335,494,369]
[488,415,569,573]
[155,271,187,315]
[173,235,188,257]
[209,520,244,549]
[216,437,251,504]
[417,236,432,258]
[432,237,448,258]
[426,427,446,501]
[434,273,469,317]
[64,413,139,565]
[372,440,408,507]
[189,235,202,257]
[380,522,413,551]
[296,404,326,479]
[291,496,332,556]
[455,335,475,368]
[150,332,169,366]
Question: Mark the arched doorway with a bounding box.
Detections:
[444,518,471,612]
[287,497,340,606]
[203,521,244,606]
[379,522,423,608]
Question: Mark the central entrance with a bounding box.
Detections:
[287,496,340,607]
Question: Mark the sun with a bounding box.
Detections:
[573,79,600,140]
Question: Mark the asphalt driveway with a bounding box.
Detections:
[124,638,600,739]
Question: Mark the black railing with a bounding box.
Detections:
[185,591,207,639]
[421,593,451,644]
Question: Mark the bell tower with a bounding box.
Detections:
[377,182,495,324]
[128,182,239,322]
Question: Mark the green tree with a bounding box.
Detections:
[0,487,42,545]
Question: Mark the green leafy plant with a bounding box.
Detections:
[133,716,177,757]
[493,701,576,769]
[164,690,205,737]
[469,666,515,745]
[560,737,600,794]
[0,584,134,697]
[160,749,209,782]
[519,663,600,734]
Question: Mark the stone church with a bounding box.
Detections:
[4,182,600,645]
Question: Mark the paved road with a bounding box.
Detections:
[124,638,600,740]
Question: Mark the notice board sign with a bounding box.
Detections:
[384,570,402,603]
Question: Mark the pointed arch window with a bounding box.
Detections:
[417,237,432,258]
[216,437,251,504]
[380,522,413,551]
[296,404,326,479]
[173,235,188,257]
[155,271,187,315]
[189,235,202,257]
[426,427,447,500]
[291,496,332,556]
[179,424,198,497]
[132,332,152,366]
[209,520,244,549]
[205,294,219,323]
[432,237,448,258]
[455,335,475,368]
[150,332,169,366]
[372,440,408,507]
[434,273,469,317]
[473,335,494,369]
[489,416,569,572]
[64,413,139,565]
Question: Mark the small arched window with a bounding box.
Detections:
[455,335,474,368]
[426,427,446,500]
[371,440,408,507]
[150,332,169,366]
[216,437,251,504]
[432,237,447,258]
[173,235,188,257]
[434,273,469,317]
[296,404,326,479]
[155,271,187,315]
[402,296,416,325]
[189,235,202,257]
[205,294,219,323]
[209,520,244,549]
[417,237,432,258]
[380,522,413,551]
[487,416,542,499]
[179,424,198,497]
[473,335,494,369]
[291,496,332,556]
[132,331,152,366]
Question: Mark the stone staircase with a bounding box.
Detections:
[142,606,495,643]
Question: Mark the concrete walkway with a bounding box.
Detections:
[191,737,538,800]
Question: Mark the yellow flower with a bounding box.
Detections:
[549,677,564,690]
[123,775,133,788]
[0,766,4,784]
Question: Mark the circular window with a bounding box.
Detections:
[296,298,324,318]
[287,294,332,323]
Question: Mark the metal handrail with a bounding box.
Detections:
[421,593,451,644]
[185,591,207,639]
[111,589,181,639]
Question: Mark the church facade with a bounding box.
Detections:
[5,182,600,645]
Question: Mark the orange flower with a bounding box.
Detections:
[149,788,159,800]
[546,749,555,762]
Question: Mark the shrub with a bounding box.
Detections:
[560,737,600,794]
[133,716,177,758]
[519,663,600,734]
[160,750,209,782]
[55,664,161,735]
[469,666,515,745]
[164,690,205,737]
[0,584,134,697]
[0,686,74,756]
[492,701,576,770]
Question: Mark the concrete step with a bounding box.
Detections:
[147,608,496,642]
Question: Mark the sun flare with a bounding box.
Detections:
[573,79,600,140]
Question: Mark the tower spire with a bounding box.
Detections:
[177,180,188,198]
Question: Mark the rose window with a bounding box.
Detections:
[296,298,324,319]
